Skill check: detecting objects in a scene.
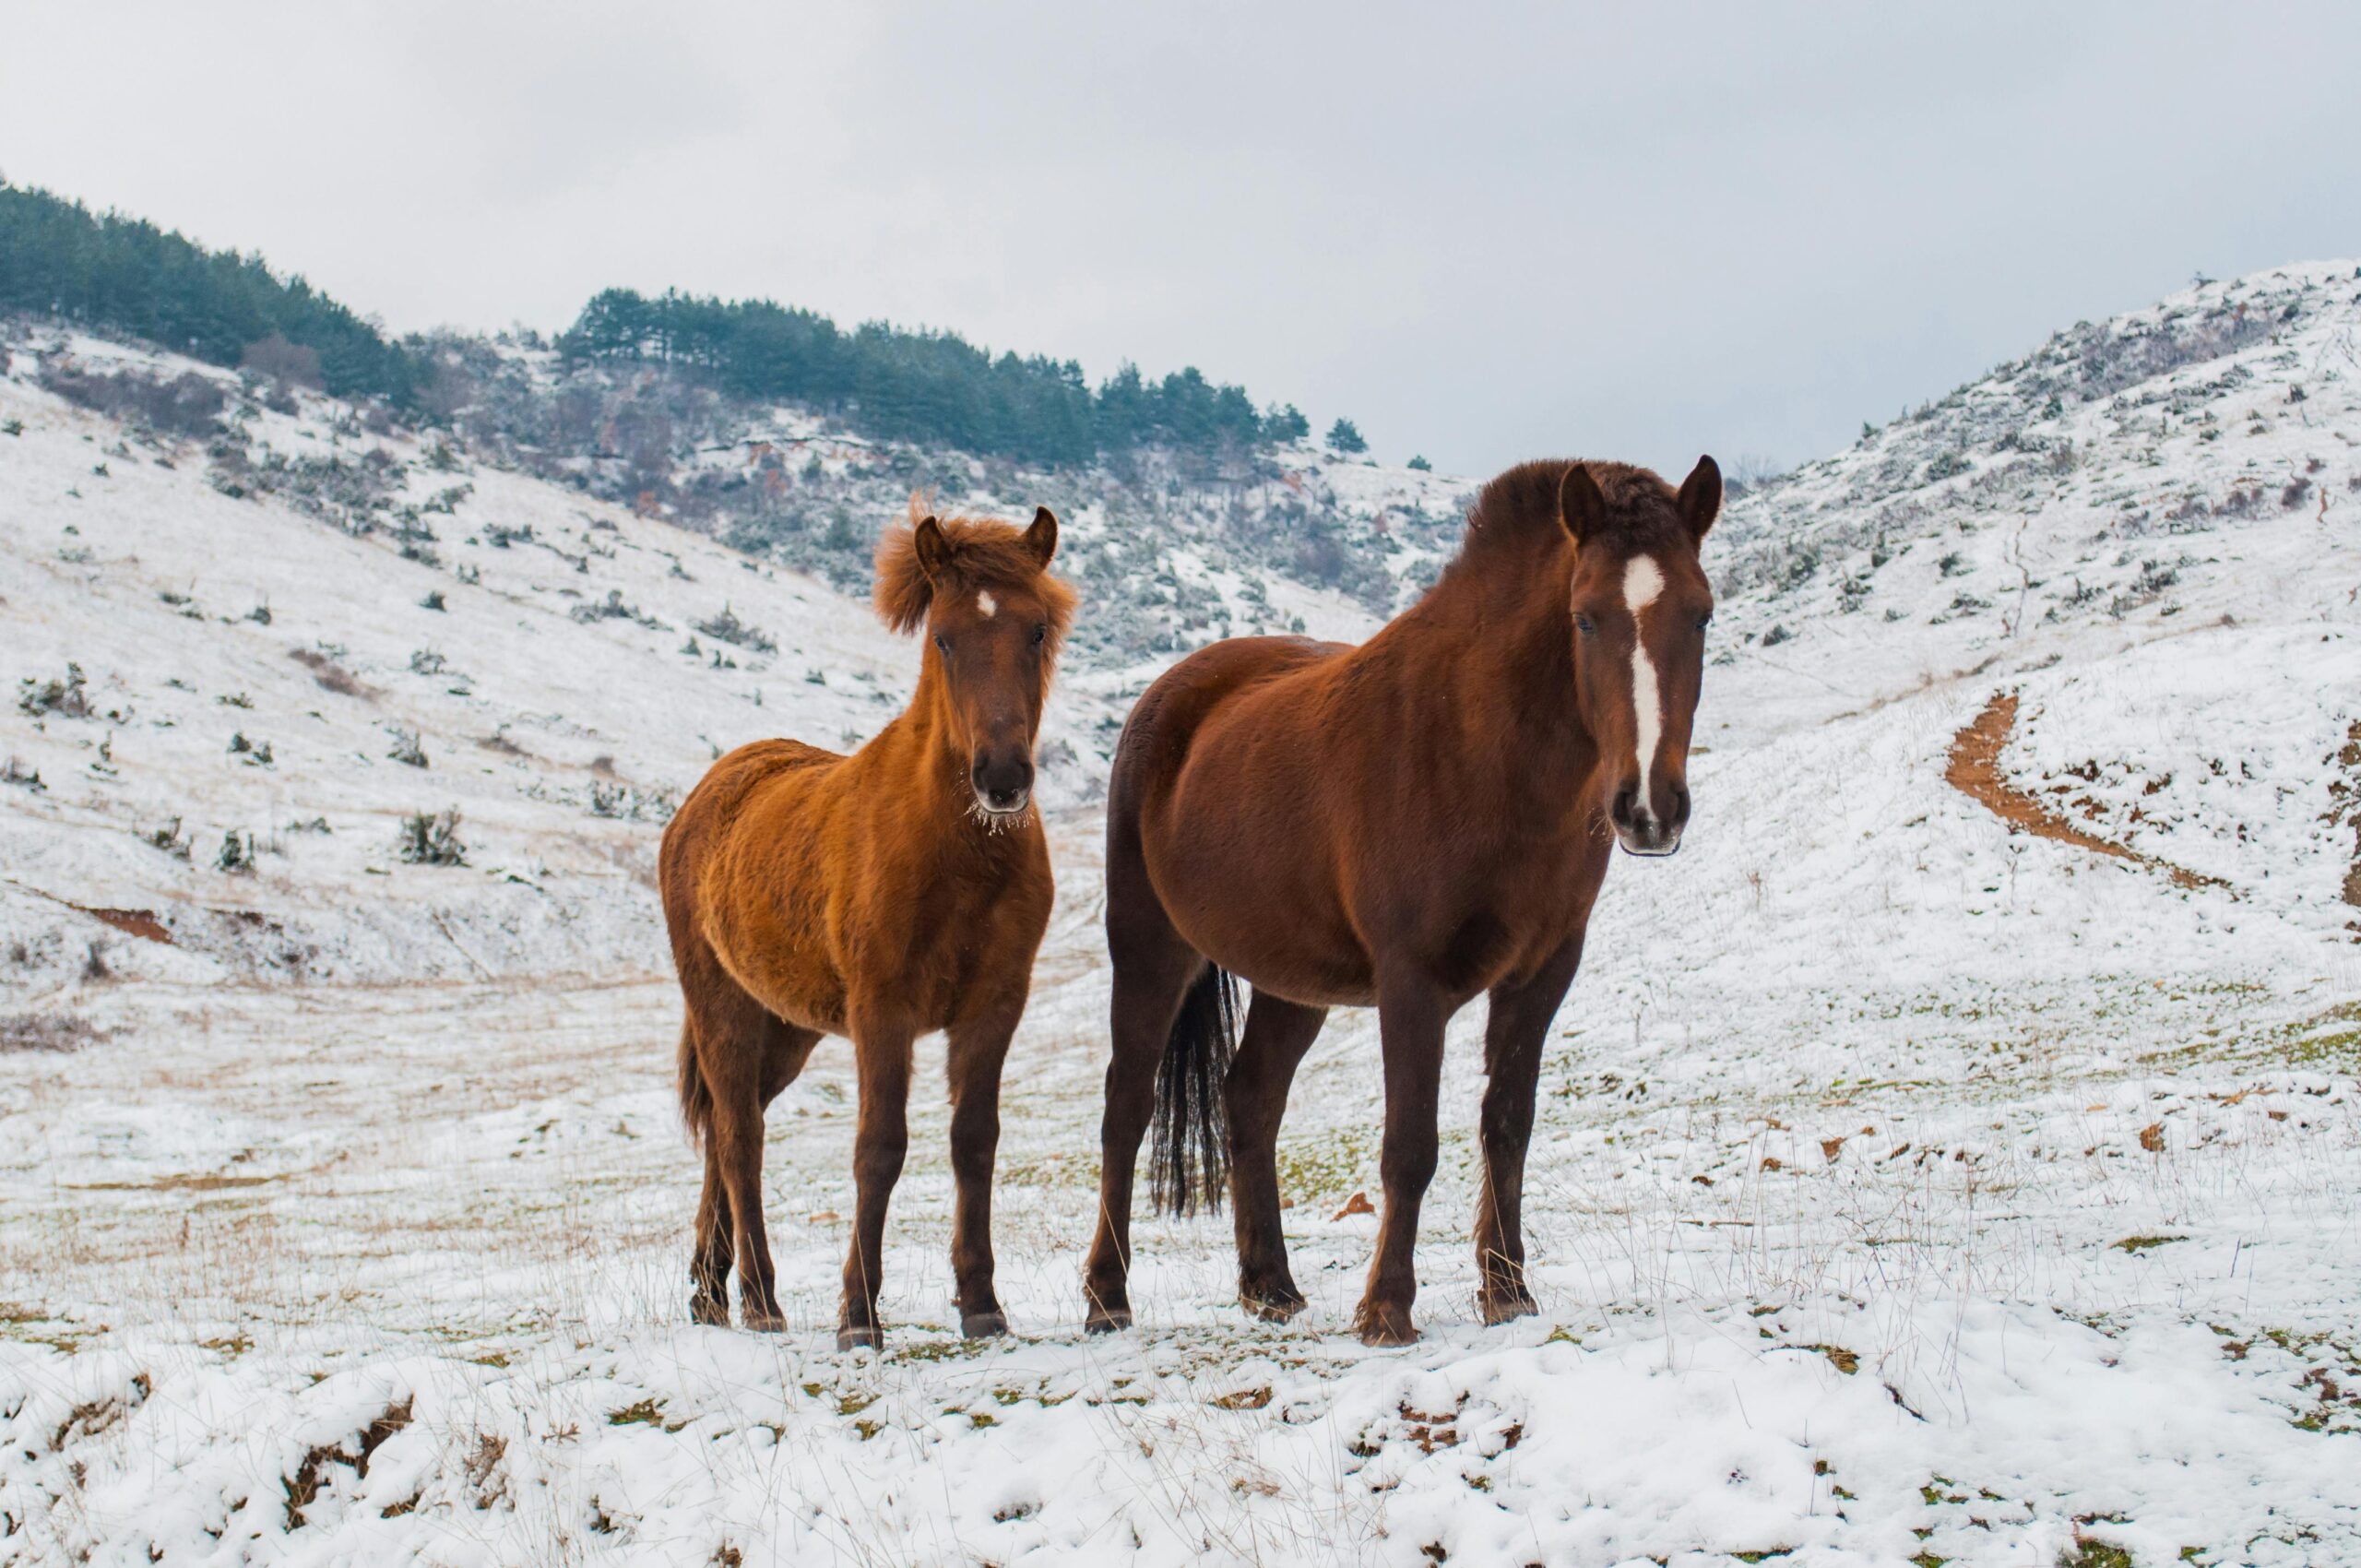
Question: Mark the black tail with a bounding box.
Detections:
[677,1021,713,1146]
[1150,963,1239,1218]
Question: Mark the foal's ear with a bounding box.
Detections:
[912,515,954,580]
[1559,463,1608,548]
[1676,455,1722,544]
[1024,505,1059,567]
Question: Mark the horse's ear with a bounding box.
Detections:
[912,516,954,580]
[1676,455,1722,544]
[1024,505,1059,567]
[1559,463,1608,549]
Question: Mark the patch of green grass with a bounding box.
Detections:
[2114,1234,2186,1253]
[888,1336,980,1365]
[2285,1001,2361,1070]
[1275,1127,1371,1206]
[2063,1542,2134,1568]
[2143,996,2360,1071]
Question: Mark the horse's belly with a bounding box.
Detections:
[706,906,848,1035]
[1147,806,1374,1007]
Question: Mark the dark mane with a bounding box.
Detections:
[1439,459,1681,586]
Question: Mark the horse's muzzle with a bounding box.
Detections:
[971,747,1035,816]
[1610,780,1688,857]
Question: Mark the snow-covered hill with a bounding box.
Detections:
[2,265,2358,1566]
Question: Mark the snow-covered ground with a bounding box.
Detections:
[2,265,2358,1566]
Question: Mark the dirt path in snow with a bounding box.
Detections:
[1945,691,2223,892]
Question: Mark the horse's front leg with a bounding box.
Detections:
[1475,934,1584,1324]
[838,1015,914,1350]
[945,1003,1021,1338]
[1355,978,1451,1347]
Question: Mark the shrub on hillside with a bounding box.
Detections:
[396,809,466,866]
[240,333,323,390]
[37,362,226,439]
[17,663,93,719]
[693,605,776,653]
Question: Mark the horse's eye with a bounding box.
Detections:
[932,634,950,656]
[1574,613,1596,636]
[1030,623,1048,647]
[1697,612,1714,632]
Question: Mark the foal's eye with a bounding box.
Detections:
[1696,612,1714,632]
[1574,613,1596,636]
[932,634,951,656]
[1030,622,1048,647]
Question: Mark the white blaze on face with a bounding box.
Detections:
[1622,553,1666,816]
[977,590,998,618]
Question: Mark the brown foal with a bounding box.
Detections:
[660,499,1074,1348]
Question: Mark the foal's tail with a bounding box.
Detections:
[1150,963,1240,1218]
[677,1021,713,1146]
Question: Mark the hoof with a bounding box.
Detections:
[1082,1304,1133,1335]
[1240,1289,1307,1324]
[960,1310,1010,1340]
[1477,1290,1538,1326]
[836,1324,882,1351]
[742,1307,787,1334]
[1353,1303,1418,1347]
[690,1297,730,1327]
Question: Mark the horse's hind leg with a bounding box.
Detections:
[689,1130,734,1325]
[688,966,811,1331]
[1474,936,1584,1324]
[1227,991,1326,1321]
[1083,837,1201,1332]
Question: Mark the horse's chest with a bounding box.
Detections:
[1424,841,1605,992]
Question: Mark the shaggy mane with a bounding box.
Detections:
[1444,458,1683,578]
[873,494,1077,658]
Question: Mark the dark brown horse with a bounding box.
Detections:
[1083,457,1719,1345]
[660,499,1074,1348]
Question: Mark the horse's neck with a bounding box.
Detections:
[871,677,967,820]
[1414,544,1600,801]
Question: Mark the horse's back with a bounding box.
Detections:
[662,739,840,882]
[1114,636,1347,784]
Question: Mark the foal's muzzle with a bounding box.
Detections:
[970,747,1035,816]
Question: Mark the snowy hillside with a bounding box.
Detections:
[2,264,2359,1567]
[411,329,1474,677]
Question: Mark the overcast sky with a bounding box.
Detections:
[6,3,2357,477]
